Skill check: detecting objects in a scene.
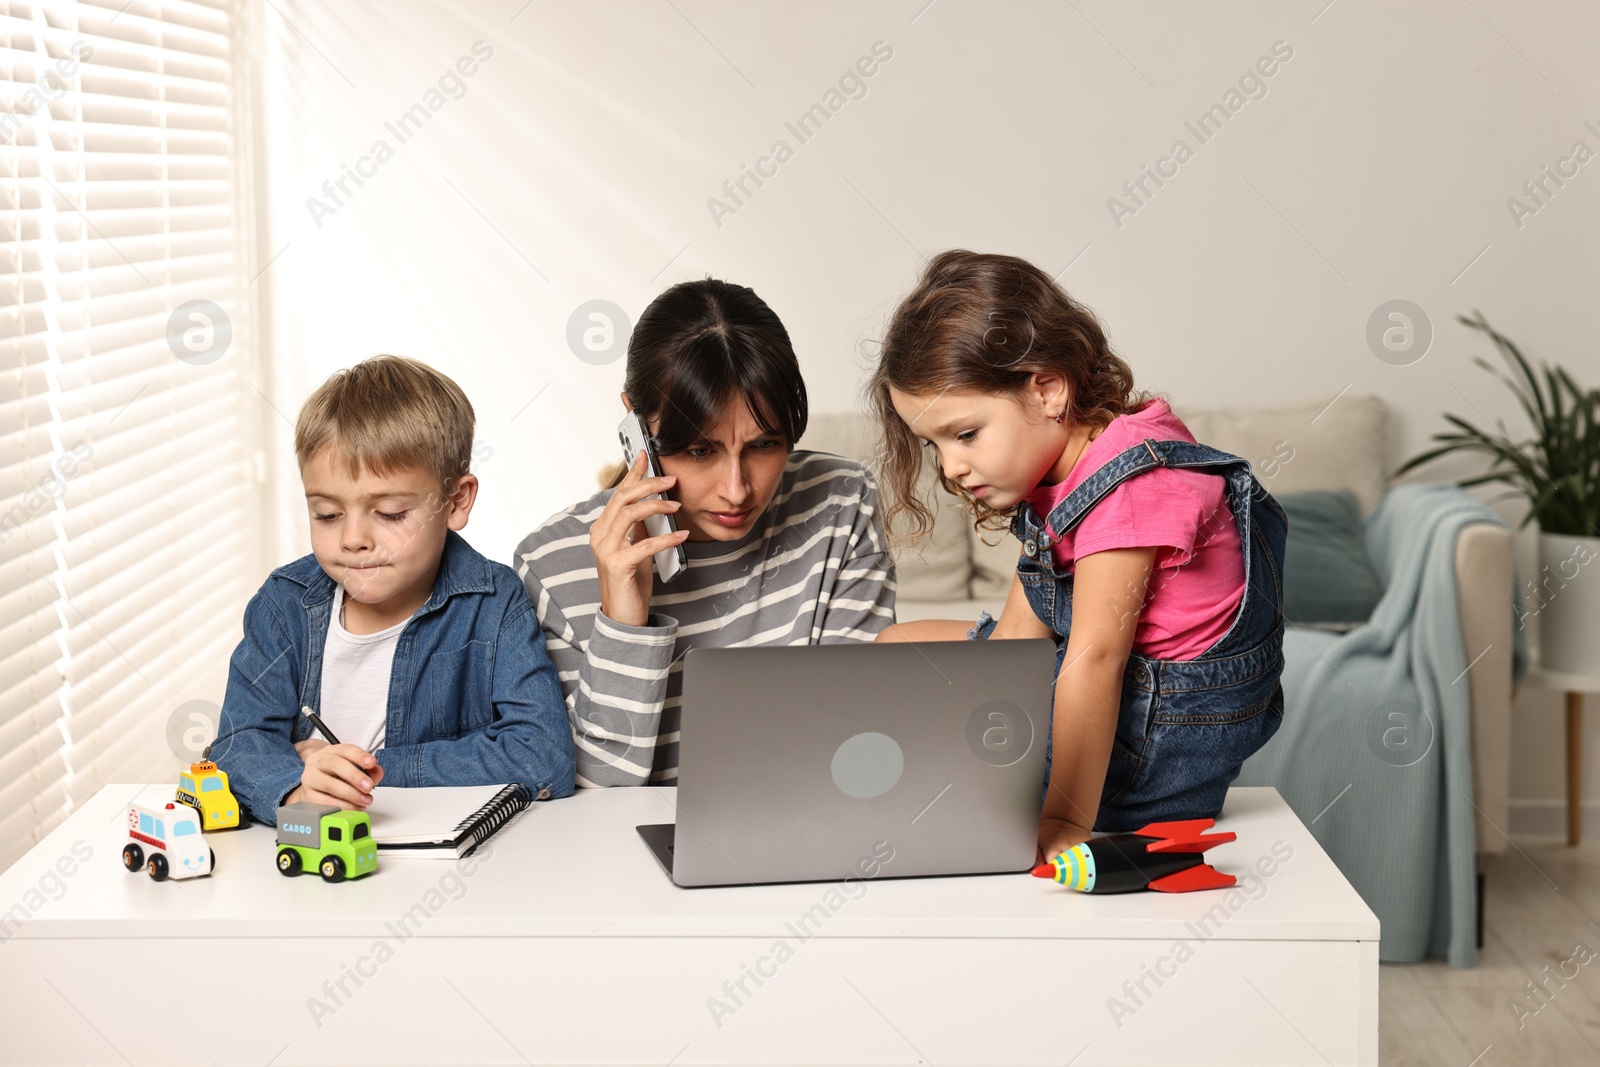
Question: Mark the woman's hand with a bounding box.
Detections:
[286,743,384,809]
[1037,815,1093,864]
[592,448,690,628]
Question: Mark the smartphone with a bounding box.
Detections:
[618,410,687,584]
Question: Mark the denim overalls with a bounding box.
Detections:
[970,438,1289,833]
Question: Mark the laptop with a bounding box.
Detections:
[636,637,1057,887]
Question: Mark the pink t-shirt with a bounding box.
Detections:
[1022,398,1245,661]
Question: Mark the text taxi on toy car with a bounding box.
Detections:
[175,760,240,830]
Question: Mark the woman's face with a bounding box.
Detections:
[633,395,790,542]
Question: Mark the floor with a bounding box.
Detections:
[1382,835,1600,1064]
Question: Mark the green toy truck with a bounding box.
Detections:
[274,802,378,882]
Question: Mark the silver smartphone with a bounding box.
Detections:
[618,410,687,584]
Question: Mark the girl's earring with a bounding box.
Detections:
[1053,410,1065,424]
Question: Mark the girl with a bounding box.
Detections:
[871,250,1288,863]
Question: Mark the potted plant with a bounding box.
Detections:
[1395,310,1599,674]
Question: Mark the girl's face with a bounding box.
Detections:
[629,394,790,542]
[888,377,1075,511]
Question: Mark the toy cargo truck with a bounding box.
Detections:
[274,802,377,882]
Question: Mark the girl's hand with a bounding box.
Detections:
[287,744,384,809]
[592,449,689,628]
[1035,545,1159,864]
[992,569,1053,640]
[1037,815,1093,865]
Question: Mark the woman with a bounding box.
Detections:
[514,279,897,787]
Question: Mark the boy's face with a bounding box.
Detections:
[302,448,477,624]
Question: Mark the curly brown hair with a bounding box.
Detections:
[867,250,1152,545]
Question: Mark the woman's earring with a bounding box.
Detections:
[1053,410,1065,424]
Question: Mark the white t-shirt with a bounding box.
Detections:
[318,584,409,752]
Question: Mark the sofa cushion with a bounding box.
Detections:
[1277,490,1385,630]
[970,527,1019,601]
[896,494,975,602]
[894,595,1010,627]
[1173,393,1392,516]
[797,413,971,602]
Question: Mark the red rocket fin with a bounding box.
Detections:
[1146,863,1237,893]
[1133,818,1236,854]
[1144,830,1236,854]
[1134,818,1215,839]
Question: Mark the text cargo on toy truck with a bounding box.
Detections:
[122,801,213,881]
[274,802,377,882]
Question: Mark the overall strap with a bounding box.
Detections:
[1026,438,1248,546]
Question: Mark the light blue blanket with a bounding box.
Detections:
[1236,482,1528,967]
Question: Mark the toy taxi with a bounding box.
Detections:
[274,802,377,883]
[175,760,240,830]
[122,801,213,881]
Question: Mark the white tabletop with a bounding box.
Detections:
[2,783,1377,944]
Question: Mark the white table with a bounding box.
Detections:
[0,784,1377,1066]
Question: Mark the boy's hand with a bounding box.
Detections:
[294,738,328,760]
[1037,815,1093,865]
[287,744,383,809]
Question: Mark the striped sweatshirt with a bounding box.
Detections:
[513,450,897,787]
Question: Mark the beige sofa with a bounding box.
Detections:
[798,392,1516,856]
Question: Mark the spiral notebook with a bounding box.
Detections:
[365,784,531,858]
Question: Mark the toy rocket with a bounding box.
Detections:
[1032,818,1237,893]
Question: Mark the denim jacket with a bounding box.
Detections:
[211,529,577,824]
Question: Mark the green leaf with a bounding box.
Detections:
[1403,313,1596,522]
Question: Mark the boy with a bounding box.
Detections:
[212,355,575,823]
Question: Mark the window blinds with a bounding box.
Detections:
[0,0,256,872]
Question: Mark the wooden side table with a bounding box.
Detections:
[1521,661,1600,845]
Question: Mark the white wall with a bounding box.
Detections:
[251,1,1600,826]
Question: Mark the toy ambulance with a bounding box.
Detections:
[274,802,377,882]
[122,801,213,881]
[175,760,241,830]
